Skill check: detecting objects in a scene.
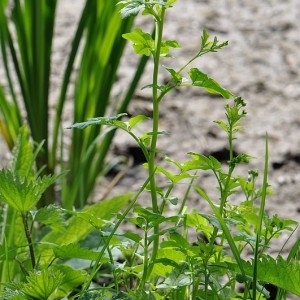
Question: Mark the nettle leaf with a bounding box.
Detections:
[54,243,99,261]
[241,256,300,297]
[22,269,64,300]
[68,113,127,130]
[118,1,144,19]
[0,170,60,213]
[123,28,154,56]
[34,205,66,232]
[51,265,86,298]
[188,68,233,99]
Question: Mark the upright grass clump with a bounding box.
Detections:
[0,0,148,208]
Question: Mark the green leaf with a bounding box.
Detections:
[68,113,127,130]
[128,114,149,129]
[133,207,179,228]
[51,265,86,298]
[188,68,233,99]
[163,65,182,83]
[158,262,192,288]
[241,256,300,297]
[118,1,144,19]
[39,194,132,264]
[34,205,66,232]
[0,170,60,213]
[22,269,64,300]
[54,243,100,261]
[122,28,154,56]
[182,152,222,171]
[155,165,196,183]
[160,40,181,57]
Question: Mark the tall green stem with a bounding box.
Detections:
[146,7,166,281]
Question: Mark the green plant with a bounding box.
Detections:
[1,0,299,299]
[69,0,299,298]
[0,126,134,298]
[0,0,148,208]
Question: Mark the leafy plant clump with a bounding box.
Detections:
[0,0,299,299]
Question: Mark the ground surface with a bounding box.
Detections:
[1,0,299,297]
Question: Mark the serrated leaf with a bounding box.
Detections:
[0,170,60,212]
[123,28,154,56]
[34,205,66,232]
[188,68,233,99]
[54,243,99,261]
[22,269,64,299]
[51,265,86,298]
[241,255,300,297]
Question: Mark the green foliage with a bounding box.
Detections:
[0,170,59,213]
[1,0,299,299]
[0,0,148,208]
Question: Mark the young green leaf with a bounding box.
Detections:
[128,114,149,129]
[123,28,154,56]
[160,40,181,57]
[188,68,233,99]
[163,65,183,84]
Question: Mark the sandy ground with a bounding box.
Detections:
[0,0,299,298]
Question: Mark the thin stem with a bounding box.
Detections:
[146,6,166,281]
[79,175,152,295]
[21,212,35,269]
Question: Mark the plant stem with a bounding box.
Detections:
[146,7,166,282]
[22,212,35,269]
